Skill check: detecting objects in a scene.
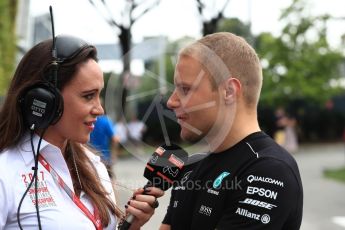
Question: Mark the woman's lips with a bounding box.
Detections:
[84,121,95,131]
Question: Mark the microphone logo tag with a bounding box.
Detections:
[31,99,47,117]
[150,155,158,164]
[163,166,179,178]
[168,154,185,169]
[155,147,166,156]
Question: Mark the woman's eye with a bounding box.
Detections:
[84,94,94,100]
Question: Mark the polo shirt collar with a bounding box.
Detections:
[18,132,63,166]
[18,132,75,192]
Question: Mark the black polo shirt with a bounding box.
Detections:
[162,132,303,230]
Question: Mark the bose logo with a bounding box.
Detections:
[246,186,278,200]
[239,198,277,210]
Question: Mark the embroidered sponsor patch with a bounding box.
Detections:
[22,171,57,208]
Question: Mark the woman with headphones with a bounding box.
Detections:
[0,35,163,230]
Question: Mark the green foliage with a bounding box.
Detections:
[120,0,345,111]
[256,0,344,107]
[324,167,345,183]
[134,40,181,102]
[0,0,17,95]
[217,17,254,44]
[135,71,159,102]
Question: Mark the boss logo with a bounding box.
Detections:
[199,205,212,216]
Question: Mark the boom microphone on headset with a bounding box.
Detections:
[118,143,188,230]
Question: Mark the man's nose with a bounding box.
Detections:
[167,89,180,110]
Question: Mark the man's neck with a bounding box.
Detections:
[208,112,261,153]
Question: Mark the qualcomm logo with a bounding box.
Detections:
[213,171,230,189]
[247,175,284,187]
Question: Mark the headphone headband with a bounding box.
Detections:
[55,35,92,63]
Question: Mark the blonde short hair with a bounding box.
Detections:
[179,32,263,107]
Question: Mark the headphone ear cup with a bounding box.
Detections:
[19,83,64,130]
[50,87,64,125]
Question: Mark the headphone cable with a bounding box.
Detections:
[17,129,46,230]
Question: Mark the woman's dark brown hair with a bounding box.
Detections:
[0,38,120,226]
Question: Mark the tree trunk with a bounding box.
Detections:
[118,26,132,118]
[202,13,223,36]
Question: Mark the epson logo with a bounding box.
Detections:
[199,205,212,216]
[246,186,278,200]
[239,198,277,210]
[247,175,284,187]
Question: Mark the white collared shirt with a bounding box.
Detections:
[0,134,117,230]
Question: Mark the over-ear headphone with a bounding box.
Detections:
[18,7,90,131]
[19,81,63,130]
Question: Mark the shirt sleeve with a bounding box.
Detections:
[216,158,302,230]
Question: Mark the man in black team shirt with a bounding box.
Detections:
[159,32,303,230]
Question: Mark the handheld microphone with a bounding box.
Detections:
[118,143,188,230]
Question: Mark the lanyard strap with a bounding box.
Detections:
[38,155,102,230]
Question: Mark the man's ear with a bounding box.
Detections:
[224,78,241,105]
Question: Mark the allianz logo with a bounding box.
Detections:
[235,207,271,224]
[247,175,284,187]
